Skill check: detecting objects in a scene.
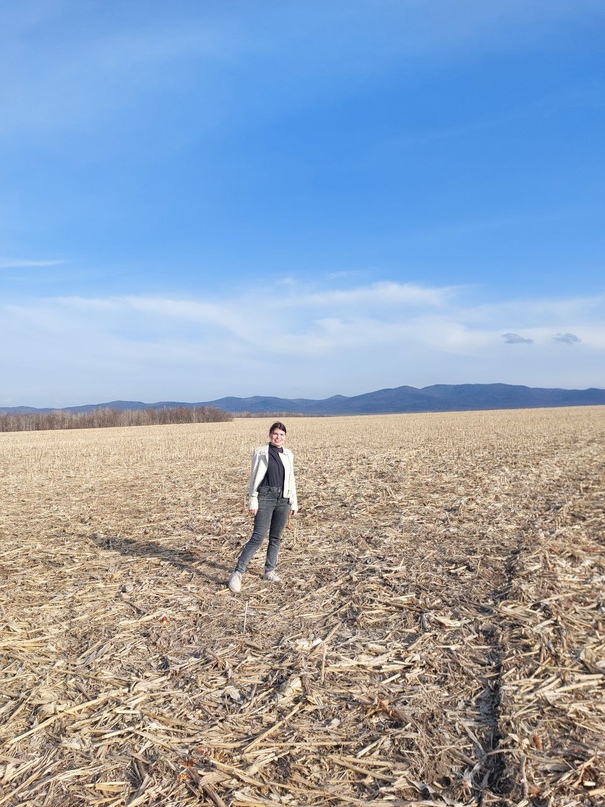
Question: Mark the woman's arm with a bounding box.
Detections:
[286,449,298,513]
[247,447,267,513]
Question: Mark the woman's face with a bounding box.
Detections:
[269,428,286,447]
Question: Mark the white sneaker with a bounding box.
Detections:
[228,571,242,593]
[263,570,281,583]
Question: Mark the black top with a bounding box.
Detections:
[262,444,285,489]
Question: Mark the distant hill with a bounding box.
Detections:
[2,384,605,417]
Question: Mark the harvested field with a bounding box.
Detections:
[0,407,604,807]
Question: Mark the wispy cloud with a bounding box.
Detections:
[0,6,239,140]
[2,278,604,406]
[459,294,605,327]
[284,281,452,309]
[2,0,602,142]
[0,259,67,269]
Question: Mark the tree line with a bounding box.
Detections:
[0,406,232,433]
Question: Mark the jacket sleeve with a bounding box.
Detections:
[287,450,298,512]
[247,447,266,510]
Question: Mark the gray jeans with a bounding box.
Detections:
[235,485,291,573]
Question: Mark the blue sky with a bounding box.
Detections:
[1,0,604,407]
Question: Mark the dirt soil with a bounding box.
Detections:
[0,408,604,806]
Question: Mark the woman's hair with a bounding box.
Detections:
[269,421,287,434]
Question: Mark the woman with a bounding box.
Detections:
[228,422,298,593]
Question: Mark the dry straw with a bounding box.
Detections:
[0,408,603,805]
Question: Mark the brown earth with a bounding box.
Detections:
[0,408,604,806]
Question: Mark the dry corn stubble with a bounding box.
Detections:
[0,408,604,806]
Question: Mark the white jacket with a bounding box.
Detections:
[247,445,298,512]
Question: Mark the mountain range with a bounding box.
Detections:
[2,383,605,416]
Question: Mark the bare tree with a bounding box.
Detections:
[0,406,232,433]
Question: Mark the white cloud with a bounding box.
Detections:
[1,278,604,406]
[284,281,452,309]
[0,259,67,269]
[458,294,605,328]
[128,297,248,334]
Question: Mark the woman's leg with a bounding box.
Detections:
[264,497,291,573]
[234,495,276,573]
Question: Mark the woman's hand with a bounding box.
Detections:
[249,508,258,515]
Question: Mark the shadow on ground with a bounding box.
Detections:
[86,533,230,585]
